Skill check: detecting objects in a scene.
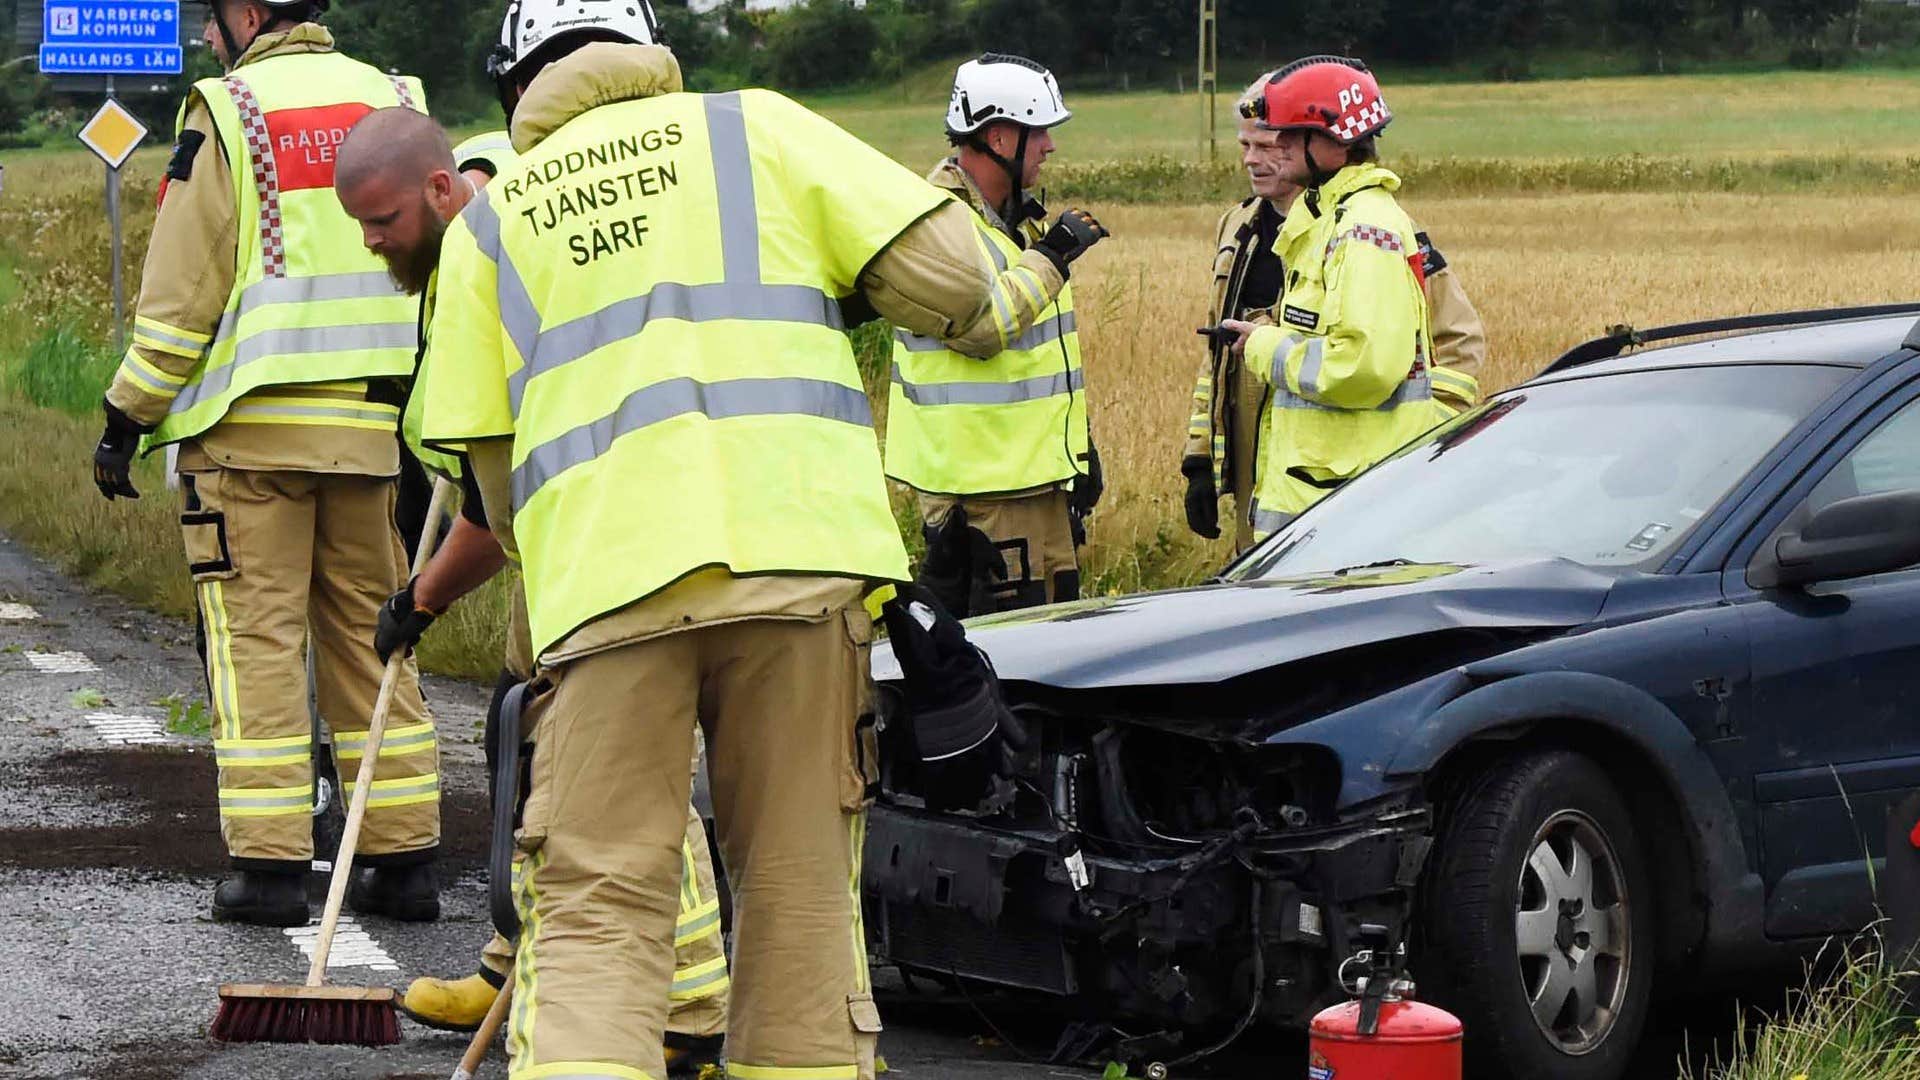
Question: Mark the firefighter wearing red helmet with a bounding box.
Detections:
[1220,56,1475,539]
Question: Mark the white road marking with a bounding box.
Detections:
[25,650,99,674]
[85,712,171,745]
[284,915,400,972]
[0,602,39,620]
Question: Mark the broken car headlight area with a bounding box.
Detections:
[862,694,1432,1032]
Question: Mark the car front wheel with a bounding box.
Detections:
[1419,750,1655,1080]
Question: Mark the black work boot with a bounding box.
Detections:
[348,863,440,922]
[212,868,310,927]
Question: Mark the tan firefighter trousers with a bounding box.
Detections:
[509,609,880,1080]
[181,466,439,865]
[480,801,730,1036]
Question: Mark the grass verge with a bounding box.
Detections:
[1681,936,1920,1080]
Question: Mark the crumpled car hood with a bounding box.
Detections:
[874,560,1616,690]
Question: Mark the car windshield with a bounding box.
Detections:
[1231,363,1852,579]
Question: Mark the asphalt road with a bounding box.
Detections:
[0,530,1741,1080]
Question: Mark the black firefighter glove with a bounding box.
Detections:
[1182,455,1221,540]
[1068,443,1104,547]
[881,584,1029,812]
[915,505,1007,620]
[1032,208,1110,278]
[93,400,151,501]
[375,578,440,663]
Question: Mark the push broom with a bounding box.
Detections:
[213,478,454,1045]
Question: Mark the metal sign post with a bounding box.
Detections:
[1197,0,1218,162]
[77,92,149,354]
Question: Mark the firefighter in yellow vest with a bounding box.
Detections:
[1186,73,1486,551]
[1219,57,1460,541]
[885,55,1108,615]
[334,110,728,1069]
[414,2,1105,1074]
[90,0,440,927]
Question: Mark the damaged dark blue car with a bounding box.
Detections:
[864,305,1920,1080]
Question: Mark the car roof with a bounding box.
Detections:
[1528,311,1920,385]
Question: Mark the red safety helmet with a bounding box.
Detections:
[1239,56,1392,146]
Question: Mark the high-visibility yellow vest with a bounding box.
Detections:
[404,131,521,482]
[147,52,427,449]
[1245,166,1454,539]
[420,90,946,656]
[883,212,1087,496]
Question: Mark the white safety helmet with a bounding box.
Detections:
[487,0,659,91]
[945,53,1071,138]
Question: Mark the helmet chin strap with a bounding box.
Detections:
[211,0,244,69]
[1303,131,1338,191]
[972,124,1035,230]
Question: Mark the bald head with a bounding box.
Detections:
[336,109,464,296]
[337,107,455,194]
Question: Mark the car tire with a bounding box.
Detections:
[1418,750,1655,1080]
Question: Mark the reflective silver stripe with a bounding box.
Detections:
[1270,373,1434,413]
[227,402,399,423]
[171,322,419,414]
[506,282,843,415]
[462,195,542,368]
[672,964,730,994]
[677,905,722,940]
[1249,501,1293,536]
[211,272,410,347]
[213,744,308,762]
[219,791,311,810]
[705,92,760,282]
[336,729,436,756]
[1296,336,1327,396]
[136,323,210,353]
[895,309,1076,355]
[514,377,873,506]
[345,775,439,801]
[978,226,1009,272]
[123,360,185,395]
[490,94,842,418]
[890,363,1083,407]
[1266,332,1305,387]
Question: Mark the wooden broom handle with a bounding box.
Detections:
[451,976,514,1079]
[307,477,454,986]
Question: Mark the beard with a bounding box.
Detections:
[384,215,448,296]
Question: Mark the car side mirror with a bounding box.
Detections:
[1748,488,1920,590]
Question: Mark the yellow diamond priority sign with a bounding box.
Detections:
[78,99,150,171]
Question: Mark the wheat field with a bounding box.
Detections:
[1070,192,1920,591]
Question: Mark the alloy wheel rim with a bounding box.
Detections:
[1513,809,1630,1056]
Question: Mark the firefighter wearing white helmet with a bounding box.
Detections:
[93,0,441,926]
[887,53,1109,617]
[487,0,660,119]
[413,10,1098,1079]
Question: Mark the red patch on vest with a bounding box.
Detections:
[1406,251,1427,289]
[264,102,374,191]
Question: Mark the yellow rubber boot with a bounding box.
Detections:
[398,971,503,1032]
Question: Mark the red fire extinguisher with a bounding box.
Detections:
[1307,923,1461,1080]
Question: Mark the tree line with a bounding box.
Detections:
[2,0,1915,143]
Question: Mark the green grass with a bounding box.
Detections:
[9,323,117,416]
[816,69,1920,177]
[1681,936,1920,1080]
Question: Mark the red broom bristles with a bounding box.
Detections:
[211,994,400,1046]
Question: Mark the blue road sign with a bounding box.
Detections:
[38,1,184,76]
